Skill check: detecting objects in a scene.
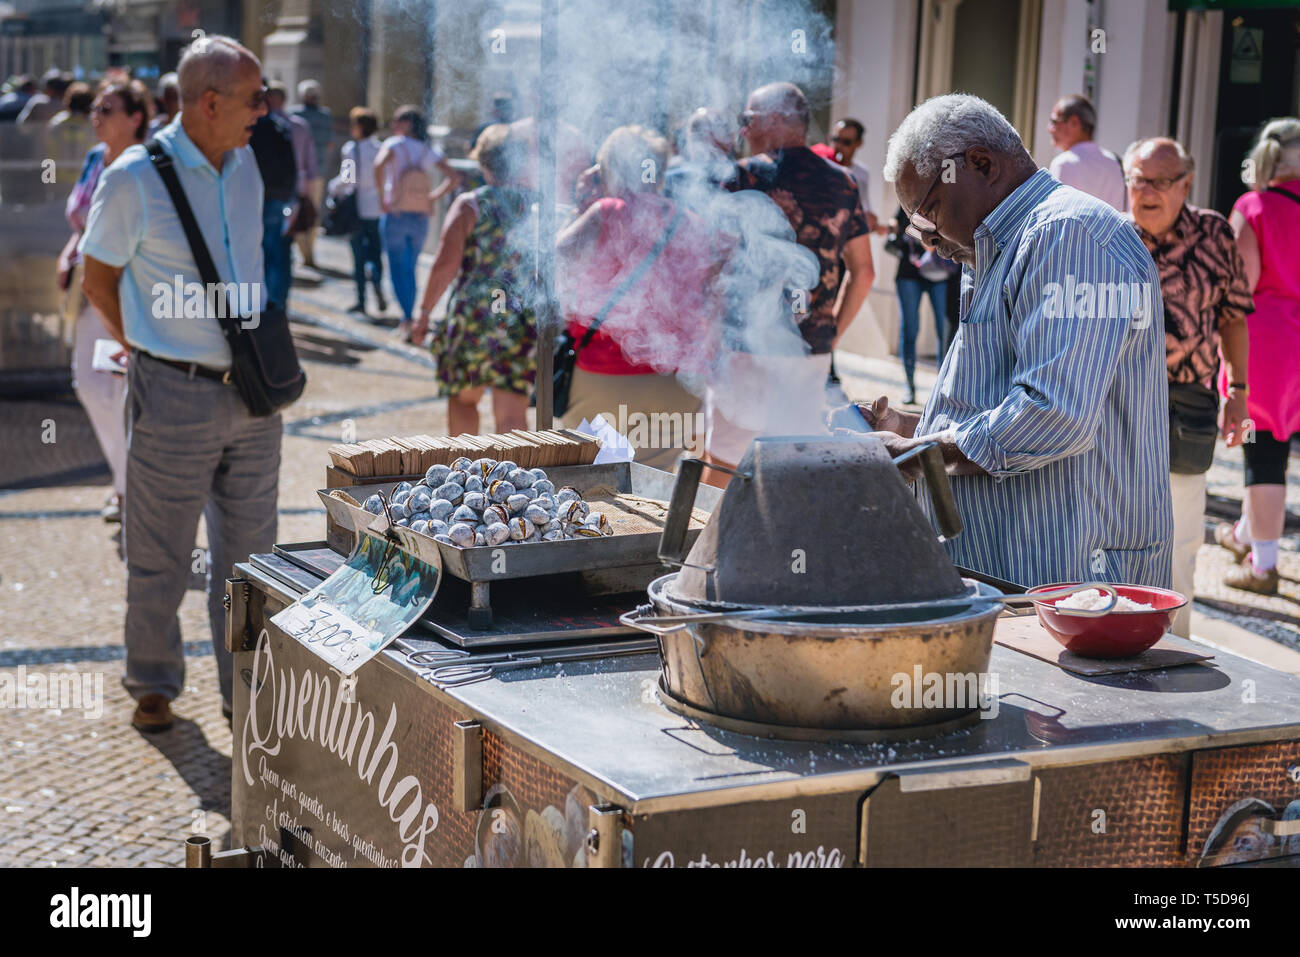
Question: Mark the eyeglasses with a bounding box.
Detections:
[220,86,268,110]
[831,135,857,146]
[90,103,115,116]
[905,152,966,241]
[1125,171,1189,193]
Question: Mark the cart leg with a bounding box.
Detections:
[468,581,493,630]
[453,721,483,812]
[186,835,211,868]
[585,804,625,868]
[185,835,270,868]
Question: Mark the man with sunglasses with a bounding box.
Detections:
[862,93,1171,592]
[1047,94,1126,213]
[1125,137,1252,635]
[812,118,880,233]
[79,35,279,733]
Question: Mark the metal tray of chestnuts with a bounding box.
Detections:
[318,459,722,592]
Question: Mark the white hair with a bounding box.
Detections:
[297,79,321,102]
[1122,137,1194,175]
[177,35,256,106]
[883,94,1027,183]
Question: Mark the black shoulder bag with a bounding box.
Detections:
[1168,381,1220,474]
[323,188,360,236]
[147,141,306,416]
[549,205,685,417]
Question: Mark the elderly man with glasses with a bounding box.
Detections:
[79,35,280,732]
[855,93,1172,592]
[1125,137,1253,635]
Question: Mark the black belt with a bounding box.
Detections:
[139,351,231,383]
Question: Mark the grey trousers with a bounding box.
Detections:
[123,353,282,706]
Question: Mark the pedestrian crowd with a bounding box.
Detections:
[13,31,1297,729]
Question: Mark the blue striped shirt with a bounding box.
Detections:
[915,169,1173,589]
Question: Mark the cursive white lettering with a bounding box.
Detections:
[240,630,438,867]
[644,845,843,868]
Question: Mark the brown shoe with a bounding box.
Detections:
[1214,522,1251,561]
[131,693,174,733]
[1224,561,1279,596]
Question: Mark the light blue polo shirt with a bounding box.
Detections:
[79,116,265,369]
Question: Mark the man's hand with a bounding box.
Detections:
[870,431,924,481]
[870,423,987,479]
[1222,389,1250,447]
[857,395,918,438]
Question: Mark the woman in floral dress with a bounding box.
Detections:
[410,124,537,434]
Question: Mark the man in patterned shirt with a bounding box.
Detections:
[704,82,874,480]
[1126,137,1252,635]
[859,94,1171,590]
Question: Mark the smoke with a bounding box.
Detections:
[334,0,843,435]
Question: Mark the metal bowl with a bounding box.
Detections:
[632,574,1004,732]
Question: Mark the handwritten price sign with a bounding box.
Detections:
[271,530,442,676]
[272,600,386,674]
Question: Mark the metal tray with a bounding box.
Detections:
[318,461,720,585]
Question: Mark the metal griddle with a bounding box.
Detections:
[258,544,649,649]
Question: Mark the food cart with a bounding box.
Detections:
[206,434,1300,869]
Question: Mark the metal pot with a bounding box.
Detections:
[623,573,1006,733]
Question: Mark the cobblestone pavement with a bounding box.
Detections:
[2,236,1298,867]
[0,238,456,867]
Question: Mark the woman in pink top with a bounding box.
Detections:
[556,125,721,470]
[1216,119,1300,594]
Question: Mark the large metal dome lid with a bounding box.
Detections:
[669,435,968,607]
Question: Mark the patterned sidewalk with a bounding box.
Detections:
[0,239,453,866]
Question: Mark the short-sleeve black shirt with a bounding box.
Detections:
[726,146,869,353]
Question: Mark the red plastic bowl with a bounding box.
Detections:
[1028,583,1188,659]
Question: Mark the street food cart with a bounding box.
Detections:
[209,434,1300,868]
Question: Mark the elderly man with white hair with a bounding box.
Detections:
[79,35,280,732]
[857,94,1172,591]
